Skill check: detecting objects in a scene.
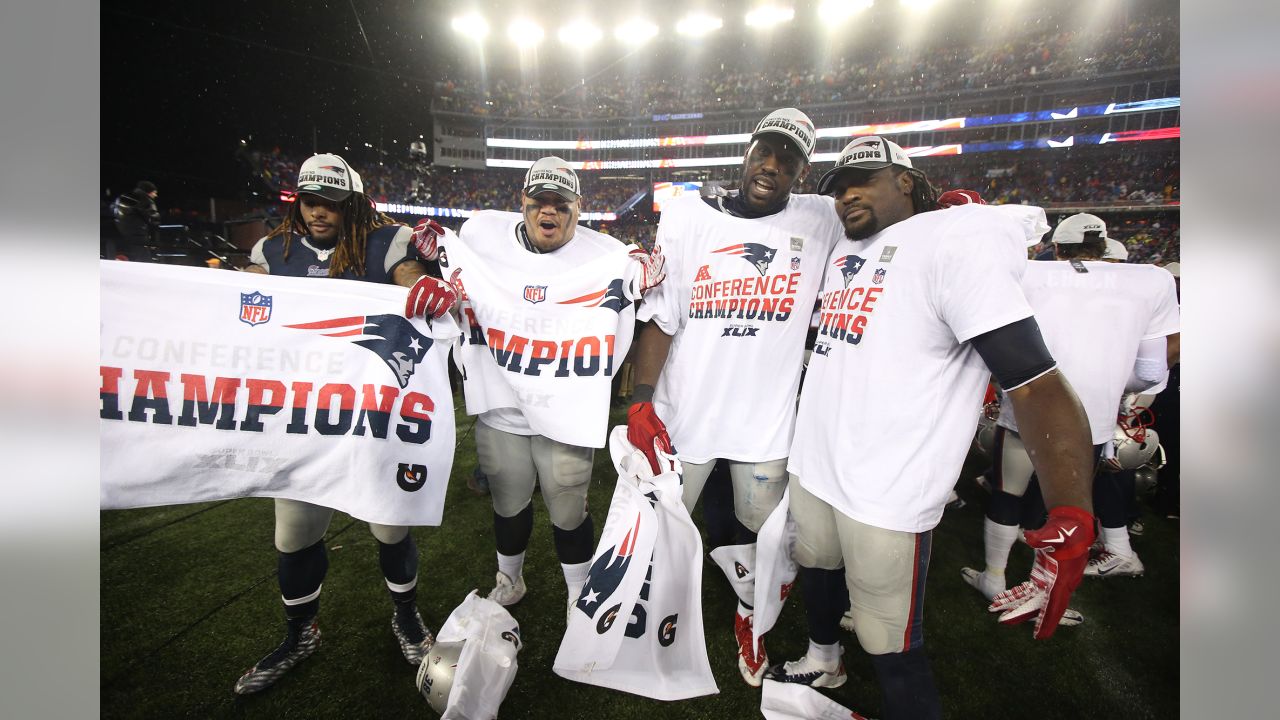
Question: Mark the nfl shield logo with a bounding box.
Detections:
[872,268,886,285]
[523,285,547,304]
[240,292,273,326]
[790,256,801,271]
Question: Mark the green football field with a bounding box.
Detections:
[101,402,1179,718]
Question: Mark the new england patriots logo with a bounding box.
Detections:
[575,513,641,619]
[557,278,629,313]
[712,242,776,276]
[285,314,433,389]
[834,255,867,287]
[318,165,346,174]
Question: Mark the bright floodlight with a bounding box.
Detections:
[559,19,603,46]
[818,0,874,22]
[451,13,489,39]
[899,0,942,11]
[676,12,724,37]
[614,17,659,44]
[507,18,544,45]
[746,5,796,27]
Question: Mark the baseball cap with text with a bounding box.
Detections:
[523,156,580,201]
[296,153,363,202]
[1052,213,1109,245]
[816,135,914,195]
[750,108,816,163]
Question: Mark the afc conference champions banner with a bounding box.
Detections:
[100,261,458,526]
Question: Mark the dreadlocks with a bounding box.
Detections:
[265,194,398,278]
[894,166,941,215]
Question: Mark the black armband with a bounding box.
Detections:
[632,383,655,404]
[970,316,1057,391]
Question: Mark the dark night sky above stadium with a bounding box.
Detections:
[101,0,1168,209]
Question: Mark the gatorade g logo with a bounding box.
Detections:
[397,462,427,492]
[734,561,750,579]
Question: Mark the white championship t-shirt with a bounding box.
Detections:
[997,261,1180,444]
[441,211,636,448]
[789,204,1035,533]
[637,194,844,464]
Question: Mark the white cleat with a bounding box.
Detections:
[1084,551,1145,578]
[487,571,528,605]
[960,567,1007,601]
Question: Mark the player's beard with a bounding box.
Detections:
[842,207,879,241]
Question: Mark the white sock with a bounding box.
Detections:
[983,518,1019,576]
[497,551,525,580]
[561,560,589,598]
[1101,526,1134,558]
[807,640,840,669]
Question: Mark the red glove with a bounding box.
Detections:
[623,246,667,301]
[988,505,1096,639]
[410,218,444,261]
[937,189,987,207]
[626,402,674,475]
[405,275,458,320]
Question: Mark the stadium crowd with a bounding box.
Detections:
[241,145,1178,262]
[433,15,1177,119]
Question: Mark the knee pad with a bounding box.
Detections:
[793,533,843,571]
[274,500,333,553]
[536,439,594,529]
[731,459,788,533]
[368,522,409,545]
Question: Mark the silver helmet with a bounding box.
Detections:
[1112,426,1160,470]
[416,640,464,715]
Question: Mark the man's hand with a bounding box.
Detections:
[405,275,458,319]
[988,505,1096,639]
[410,218,444,261]
[623,246,667,301]
[627,402,674,475]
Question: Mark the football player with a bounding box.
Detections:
[767,137,1097,720]
[627,108,846,686]
[233,153,457,694]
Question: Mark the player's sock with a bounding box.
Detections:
[1102,525,1135,558]
[561,561,589,600]
[552,515,595,565]
[982,517,1019,577]
[799,566,846,645]
[807,639,841,670]
[494,503,534,557]
[871,647,942,720]
[279,539,328,622]
[1093,471,1128,530]
[496,551,526,582]
[377,533,419,604]
[1020,479,1048,530]
[702,462,736,550]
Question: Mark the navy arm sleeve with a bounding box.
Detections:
[970,316,1057,391]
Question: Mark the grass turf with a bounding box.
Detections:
[101,401,1178,718]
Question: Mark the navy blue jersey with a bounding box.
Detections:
[251,224,414,284]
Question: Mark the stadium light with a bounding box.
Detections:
[676,12,723,37]
[559,19,603,47]
[899,0,942,11]
[614,17,659,44]
[745,5,795,27]
[450,13,489,39]
[507,18,544,45]
[818,0,874,22]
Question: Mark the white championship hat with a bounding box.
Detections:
[296,153,363,201]
[816,135,914,196]
[1104,237,1129,261]
[523,156,580,201]
[1052,213,1109,244]
[750,107,817,162]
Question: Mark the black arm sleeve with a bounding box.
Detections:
[969,316,1057,390]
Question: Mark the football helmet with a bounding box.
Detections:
[1134,466,1159,495]
[1111,425,1160,470]
[416,640,464,715]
